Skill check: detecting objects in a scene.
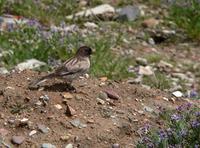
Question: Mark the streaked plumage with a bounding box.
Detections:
[29,46,92,88]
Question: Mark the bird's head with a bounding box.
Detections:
[76,46,92,57]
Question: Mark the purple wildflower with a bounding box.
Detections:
[171,114,182,121]
[191,120,200,128]
[189,90,198,98]
[195,145,199,148]
[147,143,154,148]
[176,103,192,111]
[195,112,200,117]
[158,130,168,140]
[179,129,187,137]
[141,137,151,143]
[166,128,173,136]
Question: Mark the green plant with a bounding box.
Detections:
[137,103,200,147]
[169,0,200,40]
[0,25,134,80]
[143,72,171,90]
[145,54,162,64]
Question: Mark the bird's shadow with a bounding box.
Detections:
[43,83,76,92]
[29,82,76,92]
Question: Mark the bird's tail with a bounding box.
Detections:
[29,73,56,88]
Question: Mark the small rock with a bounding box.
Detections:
[84,22,98,29]
[172,73,189,81]
[136,57,148,66]
[158,60,173,68]
[15,59,46,71]
[0,128,9,136]
[163,97,169,101]
[148,37,155,45]
[96,98,105,105]
[38,124,49,134]
[66,104,76,116]
[0,67,9,74]
[104,89,120,100]
[112,143,120,148]
[138,66,154,76]
[117,5,140,21]
[142,18,159,28]
[66,4,115,19]
[41,143,56,148]
[29,130,37,136]
[40,95,50,102]
[143,106,154,113]
[11,136,25,145]
[65,143,73,148]
[70,119,87,129]
[62,93,73,100]
[60,134,71,141]
[172,91,183,98]
[98,91,108,100]
[54,104,62,110]
[99,77,108,82]
[127,76,142,84]
[35,100,42,106]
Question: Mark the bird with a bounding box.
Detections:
[29,46,92,89]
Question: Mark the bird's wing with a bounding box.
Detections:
[54,57,86,76]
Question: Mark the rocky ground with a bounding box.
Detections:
[0,70,199,148]
[0,0,200,147]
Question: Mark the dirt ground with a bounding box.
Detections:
[0,70,196,148]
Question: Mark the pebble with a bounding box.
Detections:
[99,77,108,82]
[66,104,76,116]
[41,143,56,148]
[60,134,71,141]
[104,89,120,100]
[65,143,73,148]
[98,91,108,100]
[112,143,120,148]
[138,66,154,76]
[29,130,37,136]
[117,5,140,21]
[54,104,62,110]
[172,91,183,98]
[96,98,105,105]
[142,18,159,28]
[11,136,25,145]
[143,106,154,113]
[136,57,148,66]
[62,92,73,100]
[70,119,87,129]
[38,124,49,134]
[40,95,50,101]
[0,128,9,136]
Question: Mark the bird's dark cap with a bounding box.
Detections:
[76,46,92,57]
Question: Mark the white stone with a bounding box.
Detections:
[15,59,46,71]
[54,104,62,110]
[138,66,154,76]
[172,91,183,98]
[66,4,115,19]
[29,130,37,136]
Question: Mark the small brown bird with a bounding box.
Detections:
[29,46,92,89]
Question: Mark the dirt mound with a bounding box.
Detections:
[0,70,189,147]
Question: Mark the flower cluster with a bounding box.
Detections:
[137,103,200,147]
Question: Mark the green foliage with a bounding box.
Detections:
[0,26,134,79]
[145,54,162,63]
[0,0,104,25]
[143,72,171,90]
[137,103,200,147]
[170,0,200,40]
